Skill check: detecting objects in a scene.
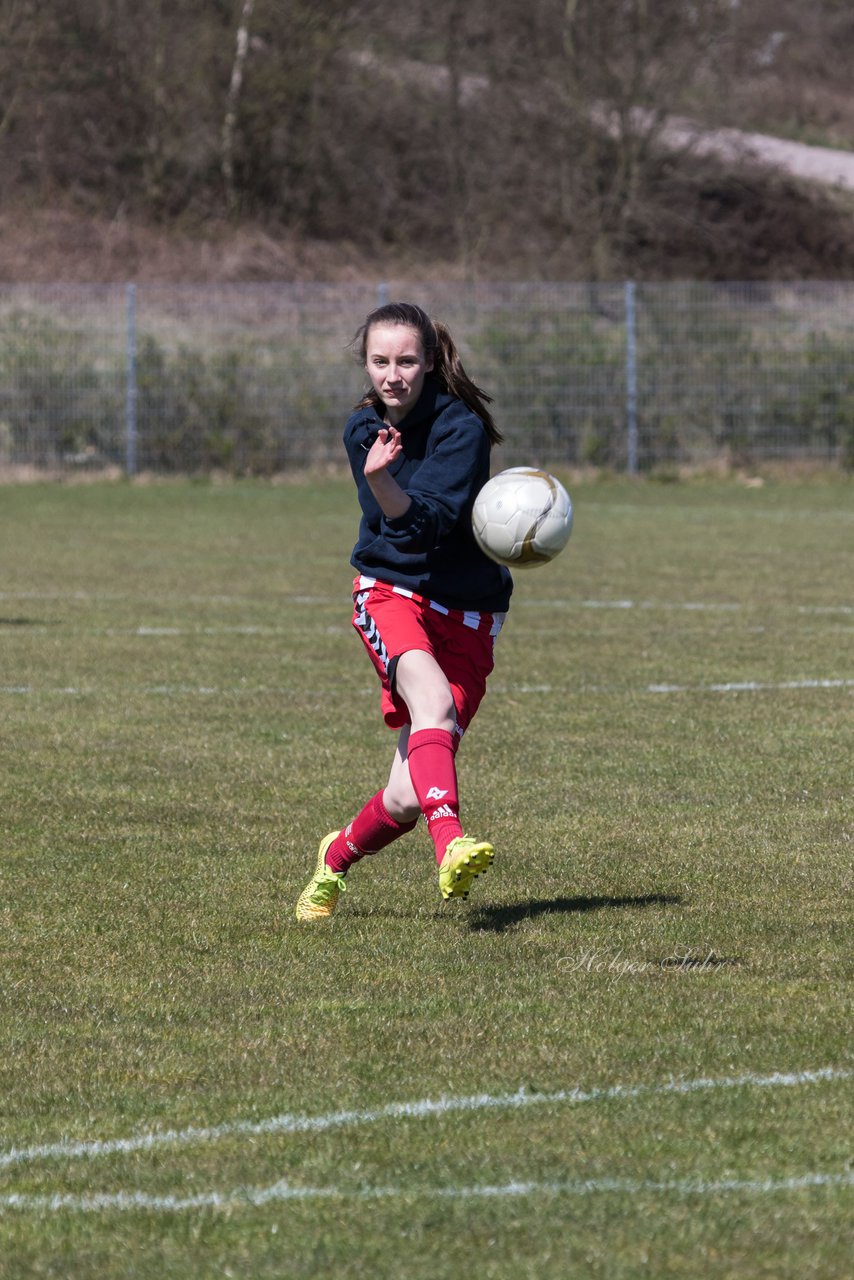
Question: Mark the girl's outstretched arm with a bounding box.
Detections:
[363,426,411,519]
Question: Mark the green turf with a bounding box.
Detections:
[0,475,852,1279]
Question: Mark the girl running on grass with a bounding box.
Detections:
[295,301,512,920]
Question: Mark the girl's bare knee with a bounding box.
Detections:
[383,784,420,825]
[395,650,455,729]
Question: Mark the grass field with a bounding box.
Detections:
[0,475,852,1279]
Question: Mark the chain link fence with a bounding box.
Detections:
[1,281,853,476]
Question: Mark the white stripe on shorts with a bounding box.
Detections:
[358,575,503,637]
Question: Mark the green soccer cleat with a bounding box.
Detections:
[438,835,494,901]
[295,832,347,921]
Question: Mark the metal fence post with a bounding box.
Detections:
[377,281,389,308]
[625,280,638,475]
[125,282,138,476]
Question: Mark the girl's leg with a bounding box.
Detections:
[296,644,492,920]
[381,726,420,821]
[393,649,456,736]
[324,778,417,874]
[294,743,417,921]
[310,727,422,882]
[393,650,466,864]
[383,712,492,900]
[393,649,494,897]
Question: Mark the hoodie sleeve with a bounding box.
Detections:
[382,402,490,552]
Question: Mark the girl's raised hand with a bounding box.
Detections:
[364,425,403,475]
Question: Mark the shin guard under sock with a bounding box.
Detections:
[325,790,416,874]
[407,727,464,863]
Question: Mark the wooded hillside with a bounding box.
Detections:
[3,0,854,282]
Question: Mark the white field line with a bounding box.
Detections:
[578,502,854,524]
[0,1066,848,1174]
[645,678,854,695]
[0,592,287,605]
[2,677,851,699]
[4,594,850,698]
[2,591,853,618]
[1,1169,851,1216]
[1,588,854,619]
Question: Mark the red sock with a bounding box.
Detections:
[407,728,464,864]
[325,790,416,874]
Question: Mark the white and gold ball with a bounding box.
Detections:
[472,467,573,569]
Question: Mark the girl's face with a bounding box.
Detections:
[365,323,433,424]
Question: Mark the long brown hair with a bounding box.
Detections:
[352,301,503,445]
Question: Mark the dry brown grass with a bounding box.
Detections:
[0,203,477,285]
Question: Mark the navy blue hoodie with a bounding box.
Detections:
[344,376,513,613]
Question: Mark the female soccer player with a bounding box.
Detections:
[295,301,512,920]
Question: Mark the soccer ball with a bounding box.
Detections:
[472,468,573,569]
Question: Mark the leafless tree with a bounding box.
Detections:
[222,0,255,212]
[0,0,36,144]
[3,0,853,280]
[540,0,737,275]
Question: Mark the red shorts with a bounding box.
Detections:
[352,575,506,739]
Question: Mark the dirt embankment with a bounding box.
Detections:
[0,207,390,284]
[4,81,854,287]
